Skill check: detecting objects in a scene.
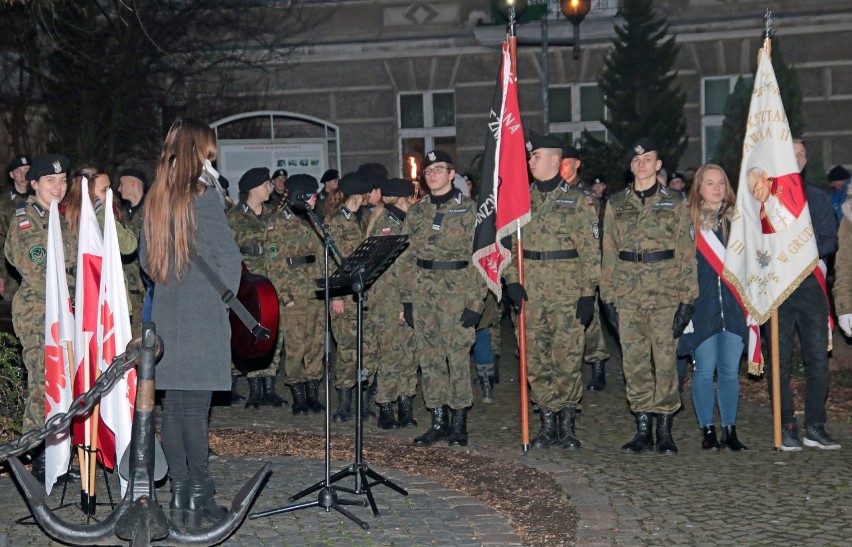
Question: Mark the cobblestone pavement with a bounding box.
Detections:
[2,318,852,545]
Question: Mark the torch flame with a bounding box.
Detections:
[408,156,417,181]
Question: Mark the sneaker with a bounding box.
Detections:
[780,425,803,452]
[803,425,841,450]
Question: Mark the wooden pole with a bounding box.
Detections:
[771,310,781,449]
[65,340,88,498]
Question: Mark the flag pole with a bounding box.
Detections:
[507,6,530,453]
[66,340,88,499]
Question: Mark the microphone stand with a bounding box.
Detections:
[249,202,368,529]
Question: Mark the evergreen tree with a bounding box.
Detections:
[598,0,688,170]
[713,37,805,189]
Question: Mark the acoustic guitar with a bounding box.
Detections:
[230,264,279,359]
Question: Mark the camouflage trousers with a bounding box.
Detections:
[280,299,325,384]
[367,301,417,404]
[583,303,610,364]
[518,300,584,411]
[18,331,45,432]
[413,298,474,410]
[330,298,361,389]
[619,306,681,414]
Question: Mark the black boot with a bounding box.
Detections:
[586,361,607,391]
[332,388,353,422]
[622,412,654,454]
[377,402,400,430]
[531,408,559,448]
[656,413,678,455]
[230,376,245,404]
[169,479,189,529]
[290,383,309,415]
[476,363,495,403]
[262,376,287,407]
[493,354,501,384]
[702,425,720,450]
[186,479,227,530]
[446,407,469,447]
[360,382,376,420]
[558,407,582,450]
[398,395,418,427]
[30,447,46,484]
[720,425,748,451]
[413,405,449,446]
[305,380,325,413]
[245,377,263,410]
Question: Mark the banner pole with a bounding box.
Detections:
[771,310,781,449]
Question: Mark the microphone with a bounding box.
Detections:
[291,193,315,202]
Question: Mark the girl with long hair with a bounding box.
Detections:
[139,118,241,529]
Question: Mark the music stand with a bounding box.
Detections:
[287,235,410,516]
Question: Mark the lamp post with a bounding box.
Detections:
[560,0,591,59]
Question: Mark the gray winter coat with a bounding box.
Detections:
[139,184,241,391]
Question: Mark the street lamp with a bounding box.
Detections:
[495,0,527,30]
[560,0,591,59]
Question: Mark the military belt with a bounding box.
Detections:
[239,245,264,256]
[415,259,469,270]
[618,250,675,263]
[523,249,579,261]
[287,255,316,266]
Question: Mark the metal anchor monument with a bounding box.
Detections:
[1,323,271,545]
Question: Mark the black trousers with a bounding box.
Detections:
[765,275,830,428]
[160,390,212,484]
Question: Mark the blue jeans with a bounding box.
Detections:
[473,328,494,365]
[691,331,744,427]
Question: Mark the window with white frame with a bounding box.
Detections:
[399,91,456,176]
[702,75,752,163]
[548,83,607,145]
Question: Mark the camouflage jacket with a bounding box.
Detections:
[120,201,146,296]
[835,214,852,315]
[601,185,697,309]
[504,179,600,301]
[266,205,324,303]
[398,189,484,312]
[227,202,277,277]
[363,204,408,310]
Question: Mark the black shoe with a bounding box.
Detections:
[720,425,748,451]
[398,395,418,427]
[413,406,449,446]
[30,448,46,484]
[186,480,227,530]
[656,413,678,455]
[332,388,353,422]
[230,376,245,404]
[780,423,803,452]
[245,377,263,410]
[803,425,841,450]
[557,407,582,450]
[446,408,469,446]
[701,425,720,450]
[377,402,401,430]
[360,384,376,420]
[476,363,495,404]
[531,408,559,449]
[169,479,189,529]
[586,361,607,391]
[290,383,309,415]
[262,376,287,407]
[305,380,325,413]
[622,412,654,454]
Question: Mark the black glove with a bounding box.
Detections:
[672,302,695,339]
[505,283,528,309]
[576,296,596,327]
[460,308,481,328]
[602,302,619,337]
[403,302,414,328]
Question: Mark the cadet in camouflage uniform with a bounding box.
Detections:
[227,167,287,409]
[601,138,697,455]
[267,168,288,209]
[362,177,418,430]
[504,137,601,450]
[0,155,32,301]
[4,154,76,480]
[399,150,484,447]
[265,174,327,416]
[117,168,149,337]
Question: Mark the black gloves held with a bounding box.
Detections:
[672,302,695,339]
[602,302,619,337]
[460,308,481,328]
[402,302,413,328]
[576,296,596,327]
[505,283,528,309]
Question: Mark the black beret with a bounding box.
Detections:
[668,171,685,182]
[238,167,270,193]
[381,178,415,197]
[828,165,850,182]
[28,154,71,181]
[320,169,339,184]
[626,138,659,160]
[338,171,373,196]
[284,173,319,197]
[422,150,454,169]
[272,168,288,179]
[357,163,389,187]
[6,154,29,175]
[218,175,230,190]
[591,175,607,185]
[562,145,581,159]
[119,168,149,189]
[525,134,564,153]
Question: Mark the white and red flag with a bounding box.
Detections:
[43,201,74,494]
[722,41,818,324]
[472,38,530,300]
